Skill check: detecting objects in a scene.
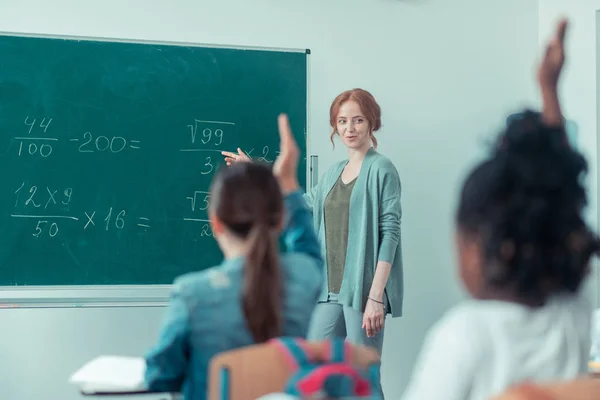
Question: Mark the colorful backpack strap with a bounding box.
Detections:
[296,363,372,397]
[326,338,352,363]
[219,366,230,400]
[368,362,381,398]
[271,337,313,370]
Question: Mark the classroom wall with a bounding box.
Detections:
[0,0,542,399]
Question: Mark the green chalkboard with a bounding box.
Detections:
[0,34,308,286]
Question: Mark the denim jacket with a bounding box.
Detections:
[144,190,323,400]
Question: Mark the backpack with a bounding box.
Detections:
[271,337,381,399]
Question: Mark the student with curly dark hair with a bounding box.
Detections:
[400,19,598,400]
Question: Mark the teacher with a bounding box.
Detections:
[223,88,403,395]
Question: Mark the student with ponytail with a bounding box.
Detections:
[144,115,322,400]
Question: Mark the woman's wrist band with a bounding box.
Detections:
[368,296,384,305]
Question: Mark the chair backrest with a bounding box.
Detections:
[491,378,600,400]
[208,339,380,400]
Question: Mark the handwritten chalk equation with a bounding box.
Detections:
[13,116,294,163]
[70,132,141,153]
[184,189,214,237]
[6,114,309,242]
[10,182,217,239]
[9,211,154,239]
[11,212,215,239]
[14,116,142,158]
[14,182,73,210]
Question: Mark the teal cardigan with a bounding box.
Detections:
[304,147,403,317]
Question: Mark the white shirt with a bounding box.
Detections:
[400,294,592,400]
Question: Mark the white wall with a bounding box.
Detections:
[538,0,600,307]
[0,0,541,399]
[0,307,167,400]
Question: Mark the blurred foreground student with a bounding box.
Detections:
[144,115,323,400]
[401,18,598,400]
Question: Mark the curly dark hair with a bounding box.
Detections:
[456,110,599,306]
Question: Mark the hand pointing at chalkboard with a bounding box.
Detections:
[221,114,300,193]
[221,147,251,165]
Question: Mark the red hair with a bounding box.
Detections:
[329,88,381,148]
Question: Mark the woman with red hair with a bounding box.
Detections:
[223,89,403,397]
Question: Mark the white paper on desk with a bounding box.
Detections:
[69,355,147,393]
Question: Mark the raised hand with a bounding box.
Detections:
[538,18,568,89]
[272,114,300,194]
[538,18,568,127]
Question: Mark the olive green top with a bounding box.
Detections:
[323,174,357,293]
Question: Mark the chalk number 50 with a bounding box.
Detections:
[33,220,59,238]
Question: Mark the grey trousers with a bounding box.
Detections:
[307,293,385,398]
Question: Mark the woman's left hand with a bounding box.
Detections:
[362,297,385,338]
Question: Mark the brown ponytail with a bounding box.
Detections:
[209,162,284,344]
[242,223,282,343]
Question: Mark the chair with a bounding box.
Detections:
[491,378,600,400]
[208,339,380,400]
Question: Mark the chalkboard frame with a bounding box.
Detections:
[0,31,311,308]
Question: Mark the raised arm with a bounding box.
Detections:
[282,190,321,263]
[273,114,321,264]
[538,18,567,127]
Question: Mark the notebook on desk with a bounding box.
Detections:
[70,355,147,394]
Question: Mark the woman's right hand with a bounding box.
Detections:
[221,148,251,166]
[273,114,300,194]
